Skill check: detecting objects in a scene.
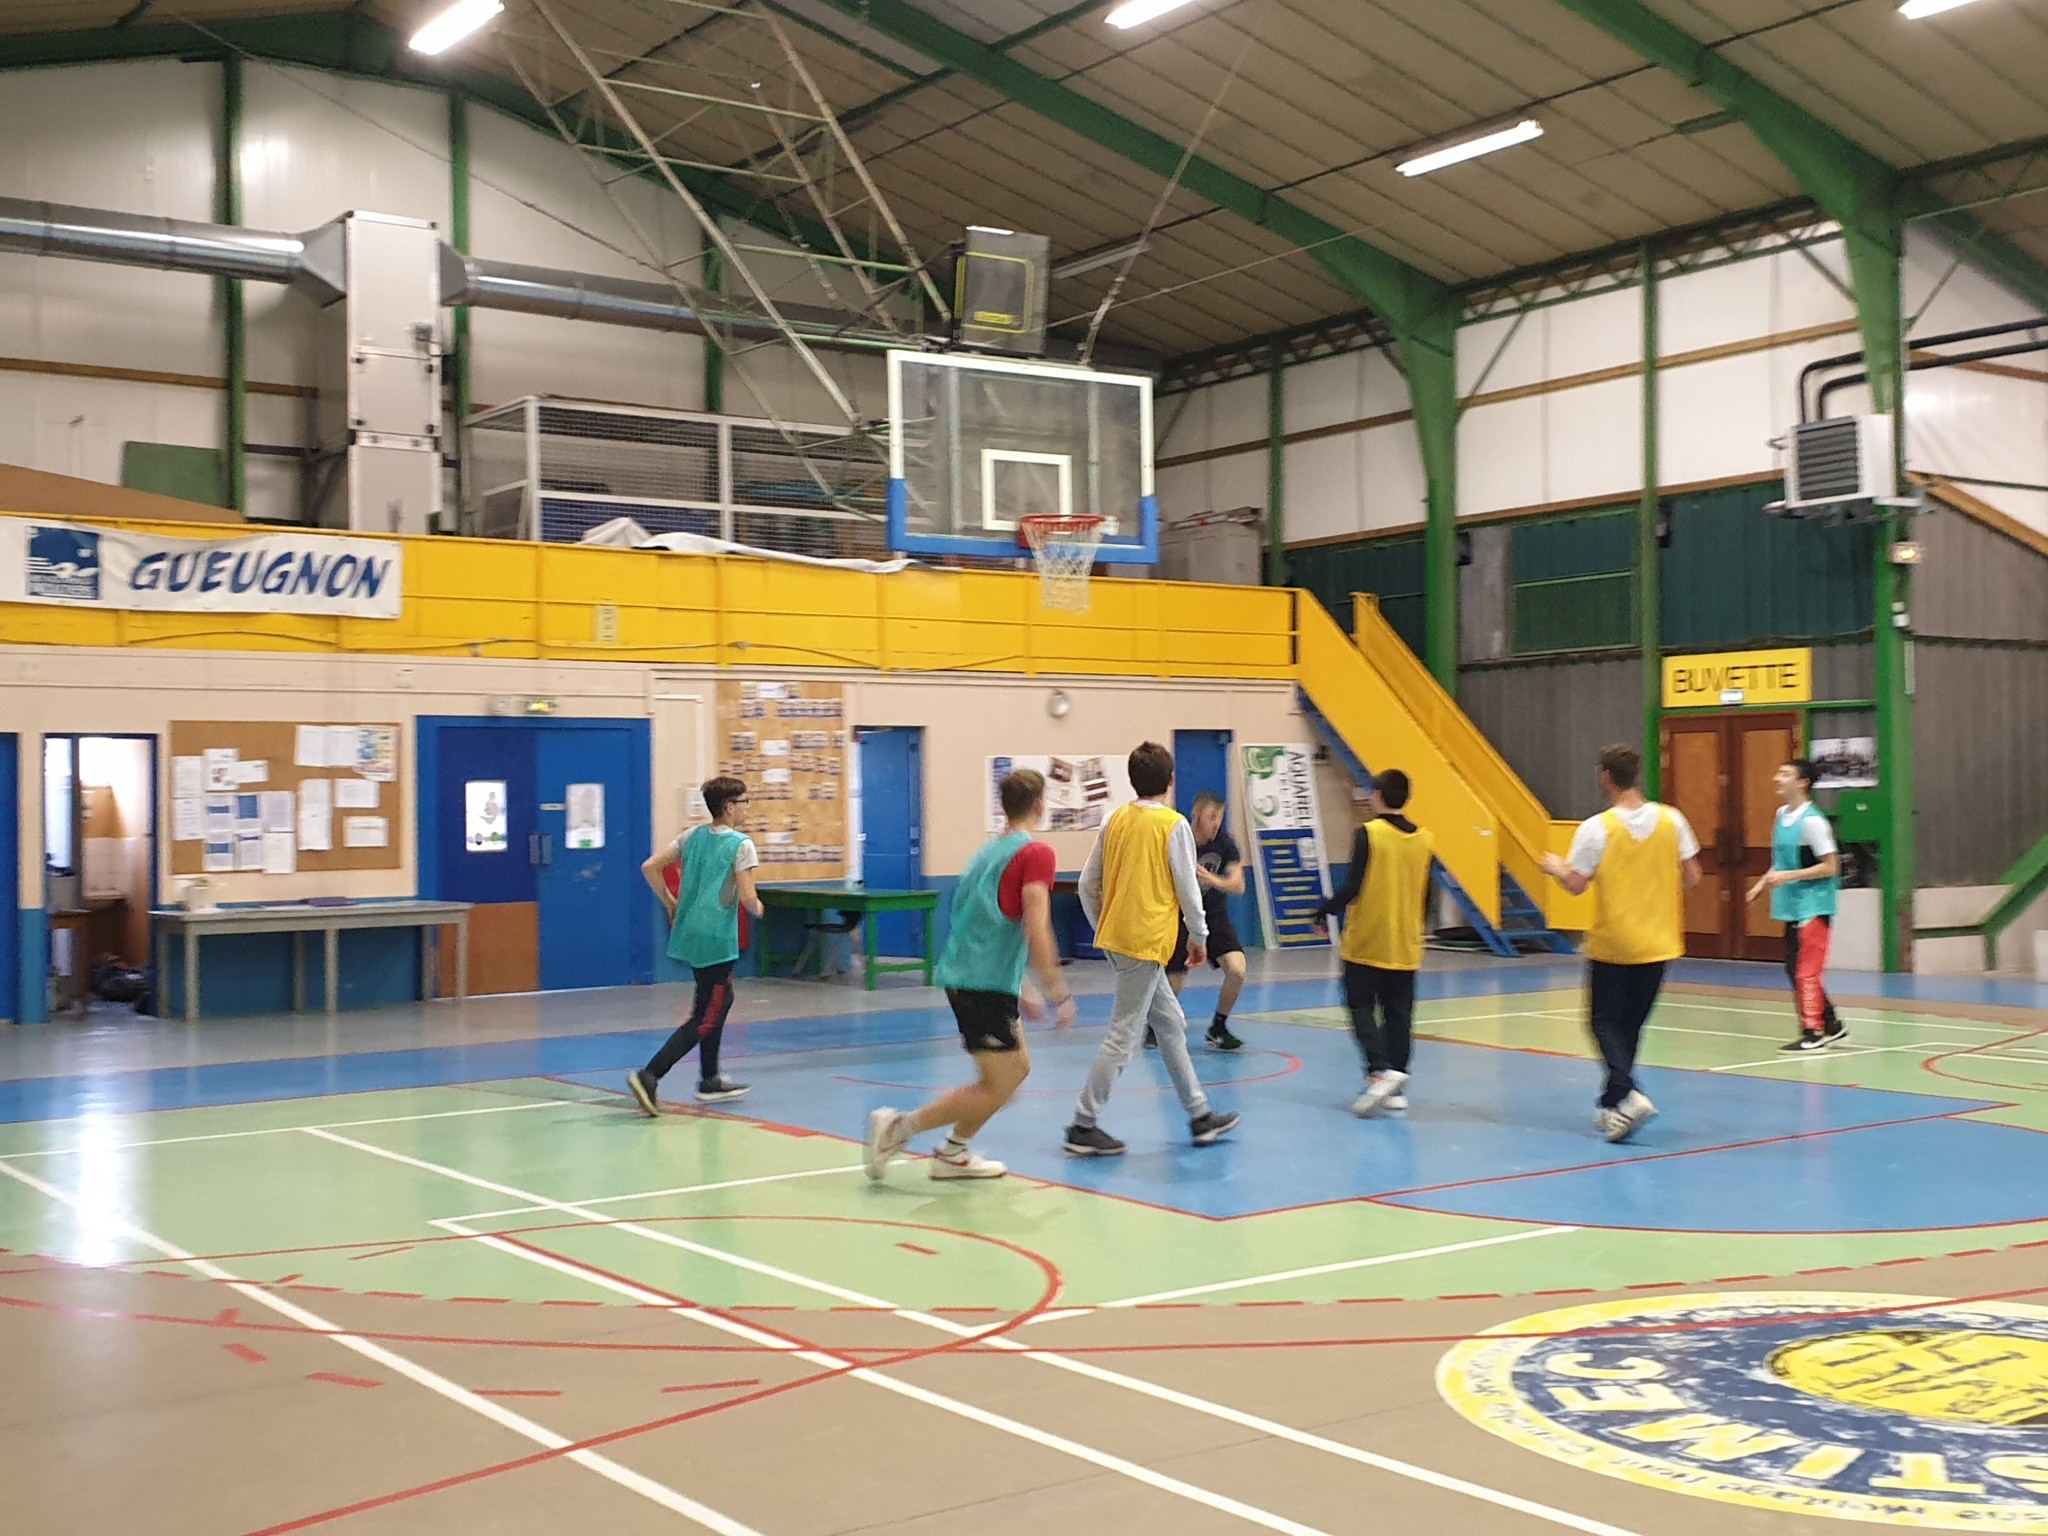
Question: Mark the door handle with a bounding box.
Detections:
[540,835,553,866]
[528,832,540,865]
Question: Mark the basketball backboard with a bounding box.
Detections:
[886,350,1158,564]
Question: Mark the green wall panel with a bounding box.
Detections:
[1290,535,1425,655]
[1661,481,1874,647]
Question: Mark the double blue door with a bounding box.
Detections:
[422,718,652,993]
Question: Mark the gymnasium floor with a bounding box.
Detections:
[3,952,2047,1536]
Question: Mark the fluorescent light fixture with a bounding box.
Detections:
[1899,0,1985,16]
[410,0,504,56]
[1106,0,1199,29]
[1397,118,1544,177]
[1053,238,1151,280]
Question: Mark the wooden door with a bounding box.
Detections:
[1661,713,1799,960]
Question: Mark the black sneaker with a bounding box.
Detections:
[1189,1109,1240,1145]
[1143,1026,1158,1050]
[1822,1022,1849,1047]
[695,1076,750,1103]
[1206,1025,1243,1053]
[1064,1123,1127,1157]
[626,1068,661,1117]
[1780,1033,1829,1053]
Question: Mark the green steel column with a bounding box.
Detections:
[1265,349,1284,584]
[1852,219,1916,974]
[448,93,472,523]
[1639,246,1662,797]
[703,243,725,415]
[218,53,245,513]
[1409,311,1460,691]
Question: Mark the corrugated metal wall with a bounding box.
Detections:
[1289,536,1424,653]
[1460,655,1643,819]
[1914,642,2048,884]
[1914,508,2048,643]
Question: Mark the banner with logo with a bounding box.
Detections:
[1236,742,1333,949]
[0,519,403,620]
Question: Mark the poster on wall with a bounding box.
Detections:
[566,783,606,849]
[715,680,849,879]
[984,754,1138,833]
[465,780,508,852]
[1236,743,1333,950]
[1810,736,1877,790]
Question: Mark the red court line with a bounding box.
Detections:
[662,1379,762,1394]
[475,1388,562,1399]
[236,1223,1066,1536]
[347,1245,414,1263]
[306,1371,381,1389]
[226,1342,267,1364]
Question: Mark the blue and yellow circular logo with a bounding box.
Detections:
[1438,1292,2048,1529]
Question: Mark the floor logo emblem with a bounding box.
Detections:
[1438,1292,2048,1530]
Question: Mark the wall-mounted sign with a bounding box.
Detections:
[465,780,508,853]
[566,782,605,849]
[0,519,401,619]
[1662,647,1812,709]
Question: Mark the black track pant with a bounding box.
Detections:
[1587,960,1665,1109]
[645,961,735,1083]
[1342,961,1416,1077]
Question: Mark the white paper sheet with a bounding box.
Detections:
[204,796,236,837]
[261,791,295,833]
[236,760,269,785]
[173,756,204,798]
[203,841,234,873]
[203,748,239,792]
[173,797,203,841]
[234,832,264,871]
[261,831,296,875]
[295,725,327,767]
[334,779,379,810]
[327,726,358,768]
[343,816,388,849]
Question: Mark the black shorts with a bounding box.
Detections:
[947,988,1022,1054]
[1167,914,1245,975]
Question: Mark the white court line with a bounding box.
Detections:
[448,1163,866,1222]
[1094,1226,1579,1310]
[0,1156,762,1536]
[315,1129,1645,1536]
[2,1098,582,1159]
[1707,1043,1971,1073]
[431,1214,1336,1536]
[1657,999,2019,1035]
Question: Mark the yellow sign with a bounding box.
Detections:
[1662,647,1811,709]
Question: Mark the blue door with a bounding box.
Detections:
[0,734,16,1023]
[421,718,651,995]
[536,725,648,991]
[858,727,923,955]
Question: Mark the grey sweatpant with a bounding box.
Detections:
[1074,951,1212,1127]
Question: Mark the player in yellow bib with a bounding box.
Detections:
[1067,741,1241,1157]
[1314,769,1434,1117]
[1540,744,1702,1143]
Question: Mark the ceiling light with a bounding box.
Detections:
[1397,118,1544,177]
[410,0,505,56]
[1053,238,1151,280]
[1899,0,1985,16]
[1106,0,1199,29]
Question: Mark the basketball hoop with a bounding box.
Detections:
[1018,514,1107,611]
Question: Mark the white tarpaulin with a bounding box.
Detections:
[578,516,912,574]
[0,518,403,619]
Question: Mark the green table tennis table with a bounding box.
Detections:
[754,883,938,991]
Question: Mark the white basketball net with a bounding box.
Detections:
[1019,515,1107,611]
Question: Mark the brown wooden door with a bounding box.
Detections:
[1662,712,1799,961]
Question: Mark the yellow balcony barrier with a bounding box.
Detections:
[1296,596,1502,926]
[0,514,1295,680]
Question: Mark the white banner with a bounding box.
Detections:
[0,519,403,620]
[1236,743,1334,949]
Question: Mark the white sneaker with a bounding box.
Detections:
[930,1146,1006,1180]
[1604,1091,1657,1144]
[1386,1094,1409,1112]
[863,1108,910,1181]
[1352,1070,1408,1118]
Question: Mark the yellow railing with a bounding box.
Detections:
[1296,597,1502,926]
[0,514,1295,680]
[1350,593,1557,916]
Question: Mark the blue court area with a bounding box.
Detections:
[561,1012,2030,1234]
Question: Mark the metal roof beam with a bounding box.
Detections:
[0,11,853,259]
[1550,0,2048,314]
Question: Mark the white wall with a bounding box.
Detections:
[1159,228,2048,543]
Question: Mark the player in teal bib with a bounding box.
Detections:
[864,769,1073,1182]
[628,776,764,1114]
[1747,757,1846,1052]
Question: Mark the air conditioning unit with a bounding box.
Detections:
[1781,414,1895,513]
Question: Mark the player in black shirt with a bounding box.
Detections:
[1157,792,1249,1052]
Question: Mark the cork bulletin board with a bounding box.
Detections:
[714,680,849,881]
[167,720,405,876]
